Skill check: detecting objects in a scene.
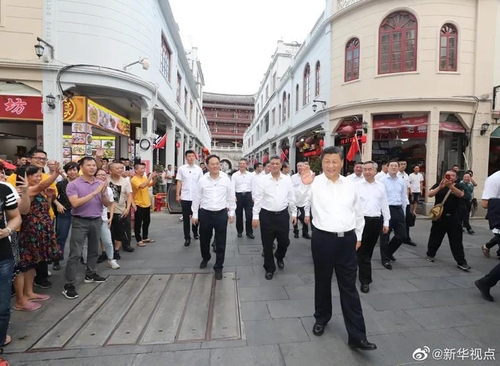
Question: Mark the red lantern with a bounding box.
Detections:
[319,139,324,147]
[176,141,181,148]
[361,135,367,143]
[305,136,314,145]
[296,141,304,149]
[340,125,356,137]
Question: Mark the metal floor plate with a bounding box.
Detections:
[30,273,242,350]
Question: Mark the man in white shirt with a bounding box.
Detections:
[347,162,364,183]
[375,161,388,181]
[408,164,424,215]
[253,162,263,175]
[165,164,174,193]
[475,170,500,301]
[232,159,254,239]
[281,162,291,175]
[355,161,390,294]
[192,155,236,280]
[398,160,417,247]
[300,146,376,351]
[176,150,203,247]
[291,162,310,239]
[252,156,297,280]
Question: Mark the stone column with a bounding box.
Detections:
[165,122,175,167]
[42,77,63,161]
[424,108,439,213]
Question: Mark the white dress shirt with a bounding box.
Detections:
[252,172,297,220]
[291,173,307,207]
[382,175,409,208]
[290,173,302,189]
[347,173,364,183]
[231,170,253,193]
[191,172,236,219]
[176,164,203,201]
[397,171,410,190]
[375,171,387,181]
[482,170,500,234]
[251,171,266,197]
[356,180,391,227]
[302,174,365,241]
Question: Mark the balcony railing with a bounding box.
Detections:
[337,0,362,11]
[211,145,243,151]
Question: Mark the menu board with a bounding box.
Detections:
[91,136,116,159]
[87,99,130,137]
[63,135,116,164]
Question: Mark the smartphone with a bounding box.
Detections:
[15,167,26,186]
[445,174,451,180]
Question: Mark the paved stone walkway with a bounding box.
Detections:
[4,213,500,365]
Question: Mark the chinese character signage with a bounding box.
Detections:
[63,96,86,122]
[0,95,43,121]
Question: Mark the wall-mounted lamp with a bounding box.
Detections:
[362,120,368,133]
[34,37,54,60]
[123,57,150,71]
[45,93,56,109]
[480,122,491,136]
[312,99,327,113]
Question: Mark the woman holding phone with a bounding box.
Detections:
[13,165,61,311]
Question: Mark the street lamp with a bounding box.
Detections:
[123,57,150,71]
[480,122,490,136]
[45,93,56,109]
[34,37,54,60]
[362,120,368,133]
[312,99,327,113]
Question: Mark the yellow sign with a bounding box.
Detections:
[87,99,130,137]
[63,96,86,122]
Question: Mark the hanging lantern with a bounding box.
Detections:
[319,139,324,147]
[296,141,304,149]
[176,141,181,148]
[305,136,314,145]
[361,135,367,143]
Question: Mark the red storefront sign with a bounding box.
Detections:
[0,95,43,121]
[439,121,466,133]
[373,116,428,130]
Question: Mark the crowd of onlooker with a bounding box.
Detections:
[0,148,165,356]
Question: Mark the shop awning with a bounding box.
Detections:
[492,126,500,138]
[373,116,428,130]
[439,121,466,133]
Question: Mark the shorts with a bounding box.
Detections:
[111,214,127,242]
[410,192,421,204]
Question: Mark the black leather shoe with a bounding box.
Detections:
[265,272,273,280]
[389,254,396,262]
[382,262,392,270]
[237,233,243,238]
[405,240,417,246]
[184,239,191,247]
[194,235,199,240]
[123,246,135,252]
[246,234,255,239]
[302,233,311,239]
[199,260,208,269]
[312,323,325,336]
[215,270,223,280]
[348,339,377,351]
[360,284,369,293]
[475,280,494,301]
[277,259,284,270]
[53,261,61,271]
[294,232,299,238]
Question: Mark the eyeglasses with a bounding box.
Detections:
[32,157,47,162]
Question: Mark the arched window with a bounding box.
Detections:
[303,63,310,105]
[440,23,458,71]
[295,84,299,111]
[379,11,418,74]
[315,61,321,96]
[345,38,360,82]
[282,92,287,122]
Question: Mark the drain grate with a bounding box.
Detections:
[30,273,242,350]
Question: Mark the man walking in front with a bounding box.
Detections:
[192,155,236,280]
[398,160,416,246]
[252,156,296,280]
[232,159,254,239]
[63,157,109,299]
[131,163,157,246]
[300,146,376,350]
[176,150,203,247]
[291,162,311,239]
[380,160,408,270]
[356,161,390,293]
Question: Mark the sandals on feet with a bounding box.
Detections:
[137,241,146,247]
[14,301,41,311]
[29,294,51,302]
[143,239,155,243]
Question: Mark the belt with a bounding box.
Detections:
[236,191,251,195]
[73,215,100,220]
[389,205,402,209]
[364,216,381,220]
[315,228,355,237]
[200,208,227,213]
[262,208,287,215]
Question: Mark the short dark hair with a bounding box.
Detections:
[281,162,290,170]
[134,163,146,169]
[28,149,47,158]
[205,154,220,164]
[452,164,459,168]
[263,162,269,168]
[388,159,399,166]
[185,150,195,157]
[17,165,41,178]
[320,146,344,160]
[239,158,247,163]
[63,162,79,173]
[269,155,281,162]
[413,164,420,170]
[101,158,109,163]
[254,162,262,170]
[79,156,96,166]
[354,161,363,166]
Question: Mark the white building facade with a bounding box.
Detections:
[243,0,333,170]
[0,0,210,168]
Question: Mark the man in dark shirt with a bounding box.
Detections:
[0,176,22,349]
[459,173,475,235]
[425,170,470,271]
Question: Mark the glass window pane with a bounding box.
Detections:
[393,42,401,52]
[346,60,352,70]
[346,52,352,61]
[353,69,359,79]
[380,63,389,73]
[449,37,455,47]
[382,34,390,43]
[381,44,390,53]
[353,49,359,58]
[353,59,359,69]
[440,58,446,70]
[346,71,352,80]
[393,32,402,42]
[392,62,401,72]
[405,60,415,70]
[449,58,455,69]
[441,37,447,47]
[440,48,447,57]
[405,51,414,60]
[381,54,389,63]
[406,30,415,39]
[406,40,415,49]
[392,52,401,62]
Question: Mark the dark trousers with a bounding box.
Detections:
[181,200,198,240]
[357,217,382,285]
[134,206,151,242]
[34,261,49,283]
[380,206,407,262]
[56,210,72,259]
[260,209,290,273]
[460,200,472,231]
[199,209,228,270]
[111,213,132,249]
[478,235,500,288]
[236,192,253,235]
[426,214,467,265]
[0,258,14,347]
[311,228,366,342]
[404,205,412,242]
[486,235,500,257]
[293,206,309,236]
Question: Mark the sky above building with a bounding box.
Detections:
[169,0,326,95]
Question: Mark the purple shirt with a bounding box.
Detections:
[66,177,104,218]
